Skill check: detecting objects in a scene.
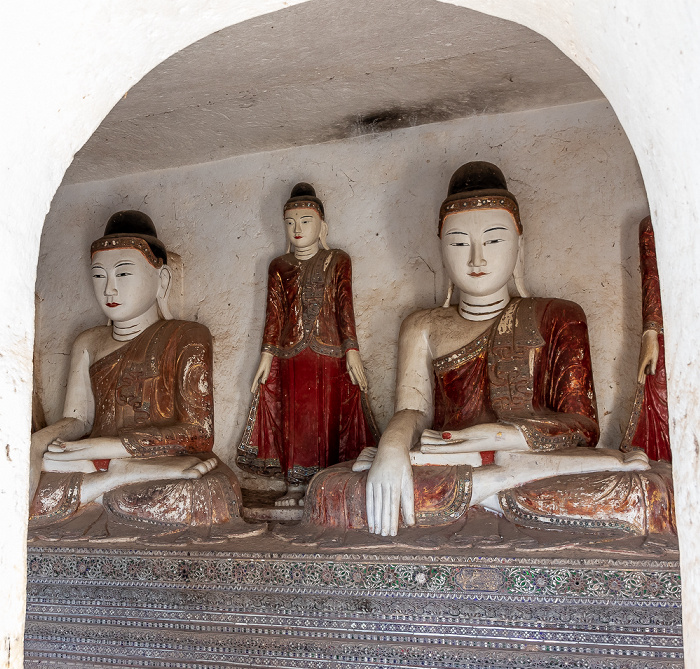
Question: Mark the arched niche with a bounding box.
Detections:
[3,1,699,664]
[36,1,648,483]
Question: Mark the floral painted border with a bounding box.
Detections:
[27,546,681,603]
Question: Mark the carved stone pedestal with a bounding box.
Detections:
[24,543,682,667]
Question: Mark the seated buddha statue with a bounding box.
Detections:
[303,162,675,538]
[28,211,244,537]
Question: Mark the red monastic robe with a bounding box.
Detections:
[29,320,242,534]
[432,298,599,453]
[304,298,675,535]
[621,216,671,462]
[237,249,378,485]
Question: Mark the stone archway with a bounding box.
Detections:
[2,1,699,665]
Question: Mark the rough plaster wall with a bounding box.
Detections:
[36,99,647,478]
[64,0,602,184]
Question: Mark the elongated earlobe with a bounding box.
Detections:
[319,219,330,250]
[442,281,454,308]
[513,239,530,298]
[157,265,173,320]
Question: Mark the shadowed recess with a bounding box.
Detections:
[64,0,602,184]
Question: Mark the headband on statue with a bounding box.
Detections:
[90,210,167,268]
[283,182,325,219]
[438,162,522,237]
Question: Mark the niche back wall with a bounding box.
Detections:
[35,98,648,471]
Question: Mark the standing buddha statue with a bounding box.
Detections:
[237,183,378,507]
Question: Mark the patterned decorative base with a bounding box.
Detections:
[25,544,683,668]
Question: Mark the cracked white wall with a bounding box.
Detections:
[36,98,647,479]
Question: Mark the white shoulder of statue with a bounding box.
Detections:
[70,325,116,365]
[400,307,442,334]
[73,325,111,349]
[401,304,484,353]
[397,310,435,358]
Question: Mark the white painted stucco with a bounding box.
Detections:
[2,1,700,666]
[36,99,647,478]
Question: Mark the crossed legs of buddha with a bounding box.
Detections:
[43,456,219,506]
[472,447,650,512]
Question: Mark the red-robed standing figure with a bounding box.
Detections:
[237,183,378,505]
[621,216,671,462]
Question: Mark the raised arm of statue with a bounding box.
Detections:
[41,329,130,465]
[640,216,663,335]
[334,251,361,352]
[29,332,95,501]
[260,263,285,360]
[622,216,671,462]
[252,262,284,393]
[63,332,96,427]
[637,216,663,382]
[335,252,368,391]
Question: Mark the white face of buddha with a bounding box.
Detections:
[441,208,520,298]
[284,207,323,250]
[91,248,162,323]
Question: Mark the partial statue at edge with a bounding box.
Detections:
[237,183,379,507]
[304,162,675,538]
[621,216,671,462]
[29,211,249,540]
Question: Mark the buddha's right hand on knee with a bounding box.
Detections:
[365,445,415,536]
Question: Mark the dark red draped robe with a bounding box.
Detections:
[237,249,377,485]
[29,320,242,531]
[432,298,599,454]
[621,216,671,462]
